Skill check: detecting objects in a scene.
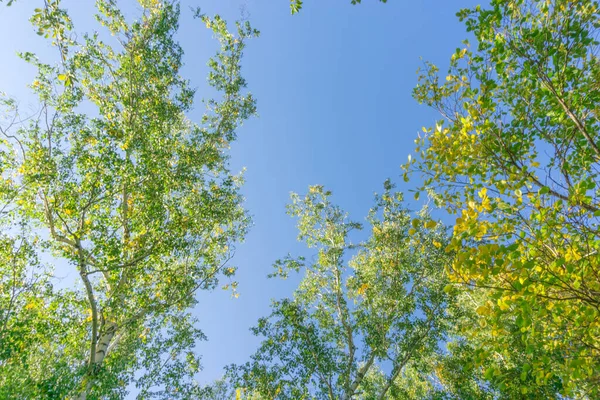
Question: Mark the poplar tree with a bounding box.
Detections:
[0,1,257,398]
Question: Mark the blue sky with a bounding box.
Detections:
[0,0,480,388]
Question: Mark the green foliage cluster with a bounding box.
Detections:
[0,0,257,398]
[229,184,458,399]
[411,0,600,397]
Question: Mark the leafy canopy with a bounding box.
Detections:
[411,0,600,397]
[0,0,257,398]
[229,184,466,399]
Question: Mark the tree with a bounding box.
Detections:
[229,183,468,399]
[0,0,257,398]
[411,0,600,397]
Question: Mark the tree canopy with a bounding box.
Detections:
[0,0,257,398]
[2,0,600,399]
[411,0,600,397]
[229,184,458,399]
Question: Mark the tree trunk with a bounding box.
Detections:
[74,322,118,400]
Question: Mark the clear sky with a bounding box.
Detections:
[0,0,481,389]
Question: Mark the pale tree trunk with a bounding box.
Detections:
[74,321,118,400]
[343,353,376,400]
[94,321,117,365]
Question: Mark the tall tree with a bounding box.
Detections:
[0,0,257,398]
[229,183,467,399]
[411,0,600,397]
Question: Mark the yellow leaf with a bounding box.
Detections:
[476,305,490,316]
[357,283,369,296]
[481,197,492,212]
[497,297,510,311]
[425,220,437,229]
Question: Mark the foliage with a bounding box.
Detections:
[438,284,567,399]
[4,0,599,398]
[229,183,466,399]
[0,0,257,398]
[411,0,600,397]
[289,0,388,15]
[201,378,267,400]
